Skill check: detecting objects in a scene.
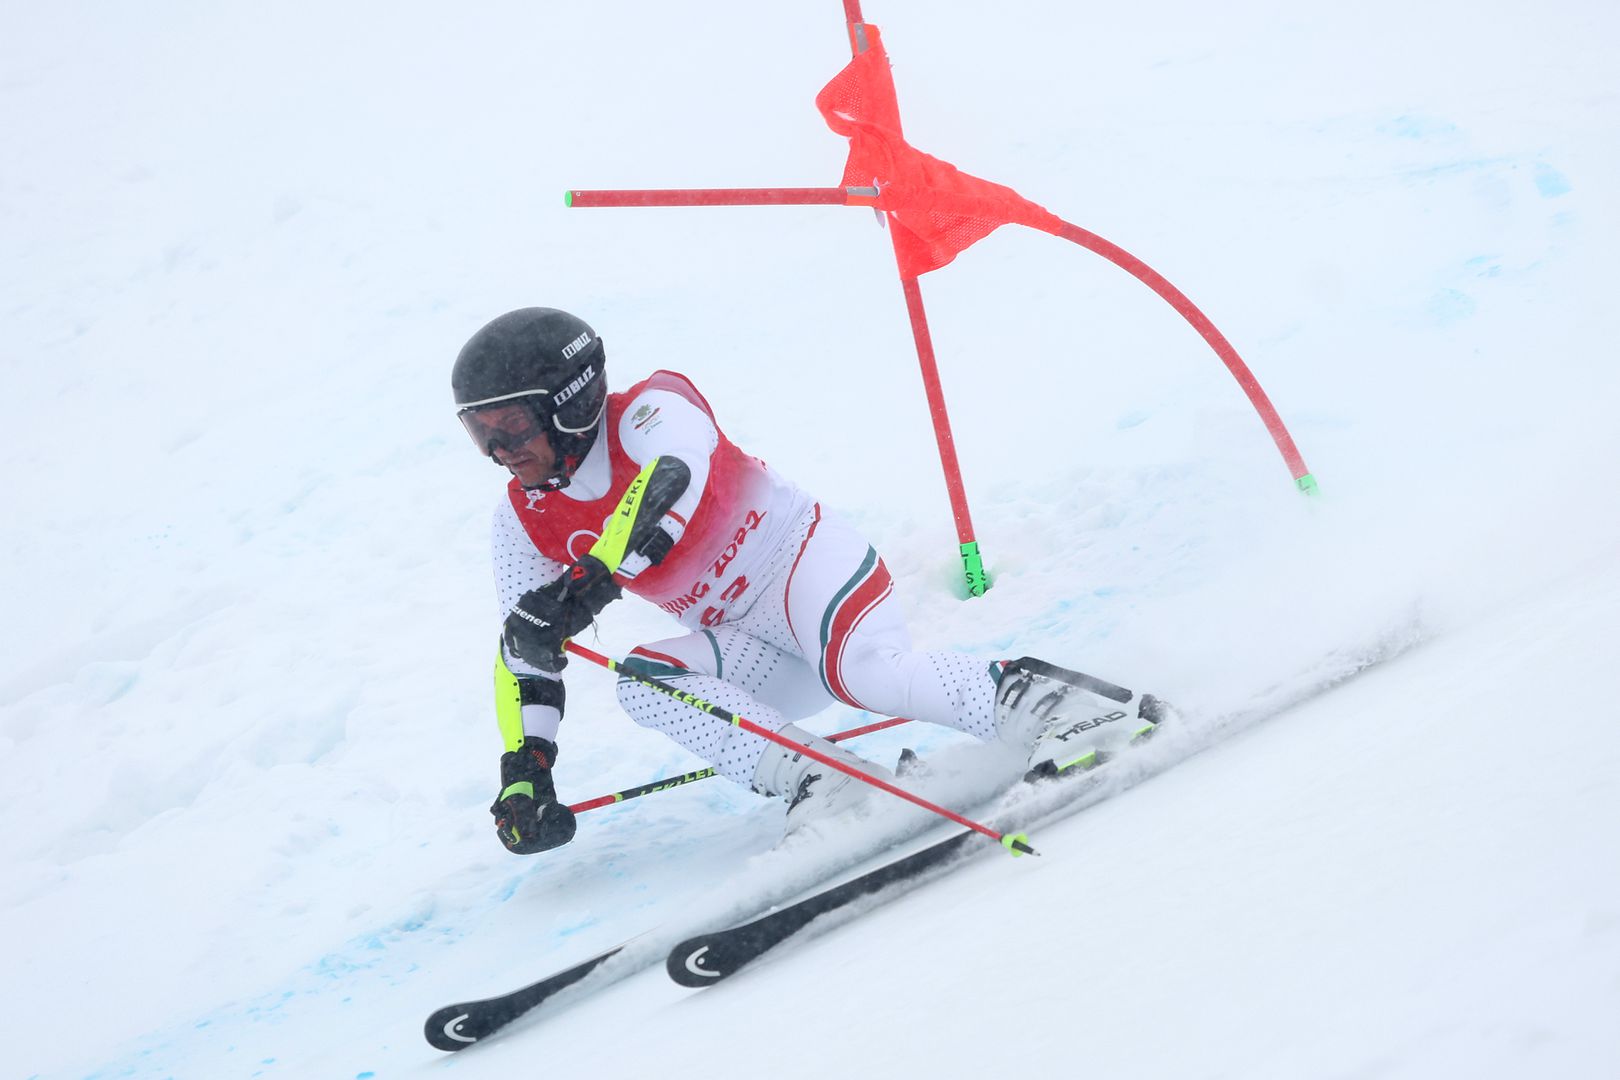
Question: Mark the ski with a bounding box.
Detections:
[663,754,1123,989]
[424,943,625,1051]
[418,778,996,1050]
[667,824,991,987]
[663,631,1419,987]
[426,628,1419,1040]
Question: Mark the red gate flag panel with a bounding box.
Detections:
[817,25,1064,278]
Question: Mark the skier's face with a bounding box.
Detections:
[459,402,559,488]
[493,431,559,489]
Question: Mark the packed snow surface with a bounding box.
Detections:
[3,1,1617,1077]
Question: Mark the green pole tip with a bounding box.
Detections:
[959,541,990,599]
[1295,472,1319,495]
[564,190,574,207]
[1002,832,1037,857]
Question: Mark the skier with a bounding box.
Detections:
[454,307,1159,854]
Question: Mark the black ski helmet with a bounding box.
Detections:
[452,307,608,490]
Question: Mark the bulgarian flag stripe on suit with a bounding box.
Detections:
[622,647,692,681]
[817,546,895,709]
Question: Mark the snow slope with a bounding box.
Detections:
[2,1,1617,1077]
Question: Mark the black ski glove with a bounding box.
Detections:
[491,736,577,855]
[501,555,622,673]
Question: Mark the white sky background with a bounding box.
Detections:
[2,2,1618,1077]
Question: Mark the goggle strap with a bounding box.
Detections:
[553,396,606,434]
[457,388,551,410]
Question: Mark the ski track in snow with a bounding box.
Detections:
[4,1,1619,1077]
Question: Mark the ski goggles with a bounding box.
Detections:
[457,398,551,457]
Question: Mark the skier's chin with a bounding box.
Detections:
[509,463,552,489]
[495,448,554,490]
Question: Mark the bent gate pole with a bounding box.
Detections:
[567,180,1314,495]
[564,1,1315,603]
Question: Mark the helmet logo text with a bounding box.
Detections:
[560,332,593,361]
[553,363,597,407]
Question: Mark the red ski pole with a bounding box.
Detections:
[566,642,1036,856]
[567,714,912,814]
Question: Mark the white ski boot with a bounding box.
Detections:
[994,657,1169,783]
[752,724,894,833]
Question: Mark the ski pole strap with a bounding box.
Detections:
[565,642,1037,855]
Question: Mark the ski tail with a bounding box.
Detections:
[424,945,623,1051]
[666,829,982,987]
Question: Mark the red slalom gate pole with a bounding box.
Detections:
[897,272,987,596]
[567,715,911,814]
[1053,221,1314,490]
[842,0,870,52]
[844,9,989,597]
[566,641,1036,855]
[563,176,989,594]
[567,187,875,208]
